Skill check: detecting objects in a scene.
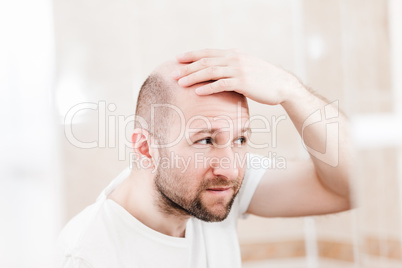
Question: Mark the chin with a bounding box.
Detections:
[199,205,233,222]
[210,214,230,222]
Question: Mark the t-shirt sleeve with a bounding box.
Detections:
[237,153,270,219]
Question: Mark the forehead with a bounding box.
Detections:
[155,60,249,129]
[171,86,250,132]
[183,88,247,115]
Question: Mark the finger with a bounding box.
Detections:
[173,57,228,80]
[195,78,239,95]
[176,48,229,63]
[178,66,235,87]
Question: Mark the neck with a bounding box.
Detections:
[108,168,190,238]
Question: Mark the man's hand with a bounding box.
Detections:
[173,48,351,218]
[172,48,304,106]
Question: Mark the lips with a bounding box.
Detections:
[207,187,231,191]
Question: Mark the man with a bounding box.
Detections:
[57,49,350,267]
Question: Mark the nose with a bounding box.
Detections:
[210,147,239,180]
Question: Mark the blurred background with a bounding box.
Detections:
[1,0,401,267]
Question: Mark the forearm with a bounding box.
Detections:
[173,48,352,214]
[281,82,350,199]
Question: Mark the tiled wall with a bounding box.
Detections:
[54,0,402,266]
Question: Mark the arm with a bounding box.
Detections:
[248,89,351,217]
[173,48,351,217]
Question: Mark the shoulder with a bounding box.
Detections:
[237,153,269,216]
[56,202,104,266]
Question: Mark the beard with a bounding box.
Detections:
[154,157,243,222]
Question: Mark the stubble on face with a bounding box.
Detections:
[153,150,244,222]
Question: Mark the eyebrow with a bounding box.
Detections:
[191,127,252,136]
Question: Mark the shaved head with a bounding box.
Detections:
[133,60,250,222]
[134,61,179,143]
[134,60,248,144]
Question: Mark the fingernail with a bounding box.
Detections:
[171,70,181,79]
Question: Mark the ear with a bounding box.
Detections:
[131,129,155,159]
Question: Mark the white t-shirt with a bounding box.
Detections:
[57,153,267,268]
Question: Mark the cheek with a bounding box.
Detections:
[163,144,214,189]
[170,145,210,173]
[176,164,209,197]
[180,166,205,187]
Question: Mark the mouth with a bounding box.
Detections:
[207,187,231,191]
[205,187,233,196]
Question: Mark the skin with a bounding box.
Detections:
[152,83,250,223]
[109,60,251,237]
[173,48,351,217]
[110,48,351,238]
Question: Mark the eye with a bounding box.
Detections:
[196,137,213,145]
[234,136,247,145]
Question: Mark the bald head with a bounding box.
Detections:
[134,60,248,143]
[134,61,181,141]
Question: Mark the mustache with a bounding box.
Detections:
[200,176,241,189]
